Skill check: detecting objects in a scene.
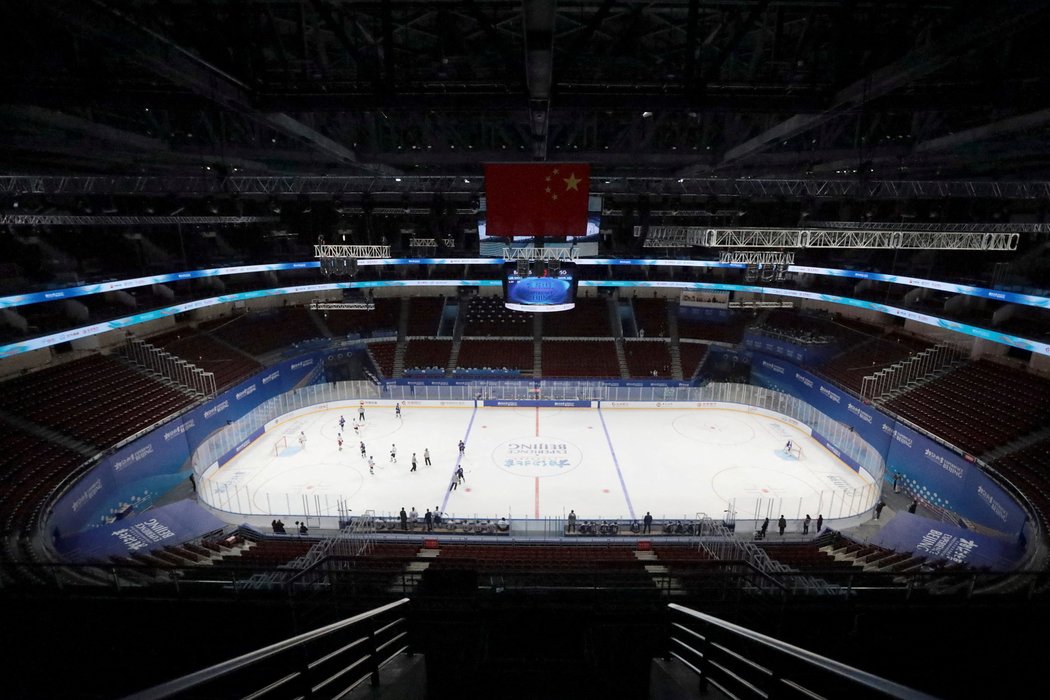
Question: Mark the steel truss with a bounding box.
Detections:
[636,226,1019,250]
[409,238,456,248]
[809,221,1050,233]
[309,301,376,311]
[719,251,795,265]
[0,214,278,226]
[6,176,1050,200]
[314,244,391,259]
[501,247,578,261]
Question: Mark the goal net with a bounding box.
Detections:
[786,444,803,460]
[274,436,288,457]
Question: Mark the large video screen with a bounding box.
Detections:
[503,262,577,312]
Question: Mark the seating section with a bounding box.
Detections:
[0,422,83,538]
[403,339,452,374]
[209,308,323,356]
[623,341,672,378]
[542,340,618,377]
[677,317,746,345]
[632,298,668,337]
[464,296,532,336]
[406,298,446,336]
[992,436,1050,531]
[149,329,261,391]
[456,340,533,373]
[430,544,652,588]
[883,360,1050,454]
[322,299,399,337]
[818,333,932,395]
[0,354,194,448]
[679,343,709,379]
[541,299,611,337]
[368,341,397,377]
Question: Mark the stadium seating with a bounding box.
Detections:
[456,339,533,373]
[631,298,669,337]
[403,339,453,374]
[0,354,194,448]
[149,329,261,391]
[406,298,446,336]
[540,298,611,337]
[817,333,932,395]
[991,436,1050,531]
[322,299,399,337]
[0,422,84,538]
[623,340,673,378]
[368,341,397,377]
[677,317,746,345]
[541,340,618,377]
[883,360,1050,454]
[679,343,709,380]
[463,296,532,336]
[209,307,324,356]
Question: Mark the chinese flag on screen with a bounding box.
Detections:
[484,163,590,236]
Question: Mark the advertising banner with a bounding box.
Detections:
[483,399,592,408]
[869,512,1024,572]
[56,499,226,561]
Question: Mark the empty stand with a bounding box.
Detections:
[0,421,84,537]
[0,354,194,449]
[322,299,399,337]
[679,343,709,380]
[456,339,533,374]
[541,340,618,377]
[406,298,446,336]
[677,317,746,345]
[623,340,673,378]
[209,308,323,356]
[368,341,397,377]
[464,296,532,336]
[631,298,669,337]
[541,299,611,337]
[403,339,453,373]
[883,360,1050,454]
[818,333,932,395]
[149,329,261,391]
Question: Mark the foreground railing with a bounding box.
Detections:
[666,603,939,699]
[122,598,411,700]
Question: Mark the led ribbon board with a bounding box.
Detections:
[3,279,1048,359]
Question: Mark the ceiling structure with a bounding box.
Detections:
[1,0,1050,183]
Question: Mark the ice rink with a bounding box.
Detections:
[199,401,878,523]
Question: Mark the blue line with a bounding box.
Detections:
[440,403,478,513]
[597,406,635,520]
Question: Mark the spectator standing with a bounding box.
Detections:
[816,514,823,532]
[803,514,811,535]
[778,515,787,536]
[567,510,577,533]
[643,512,653,534]
[399,507,408,530]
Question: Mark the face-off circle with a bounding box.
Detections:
[493,437,583,477]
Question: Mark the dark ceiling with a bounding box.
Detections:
[3,0,1050,181]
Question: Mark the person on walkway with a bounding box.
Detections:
[424,448,431,466]
[891,472,900,493]
[803,514,811,535]
[875,501,886,520]
[567,510,577,533]
[760,518,769,538]
[409,507,418,528]
[424,509,433,532]
[399,507,408,530]
[778,515,787,536]
[816,514,823,533]
[908,499,918,514]
[410,453,417,473]
[643,511,653,534]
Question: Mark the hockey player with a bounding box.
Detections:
[360,441,366,458]
[785,440,793,453]
[298,431,307,449]
[395,402,402,418]
[339,415,345,431]
[458,439,465,455]
[337,434,343,451]
[358,400,365,421]
[390,443,398,463]
[352,420,360,435]
[368,455,376,474]
[411,453,418,472]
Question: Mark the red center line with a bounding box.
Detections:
[534,405,540,518]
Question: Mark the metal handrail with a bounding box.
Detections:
[667,603,940,699]
[122,598,411,700]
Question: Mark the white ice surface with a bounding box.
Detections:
[200,403,877,523]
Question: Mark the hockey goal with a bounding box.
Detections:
[274,436,288,457]
[785,444,804,460]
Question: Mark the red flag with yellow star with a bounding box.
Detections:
[483,163,590,236]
